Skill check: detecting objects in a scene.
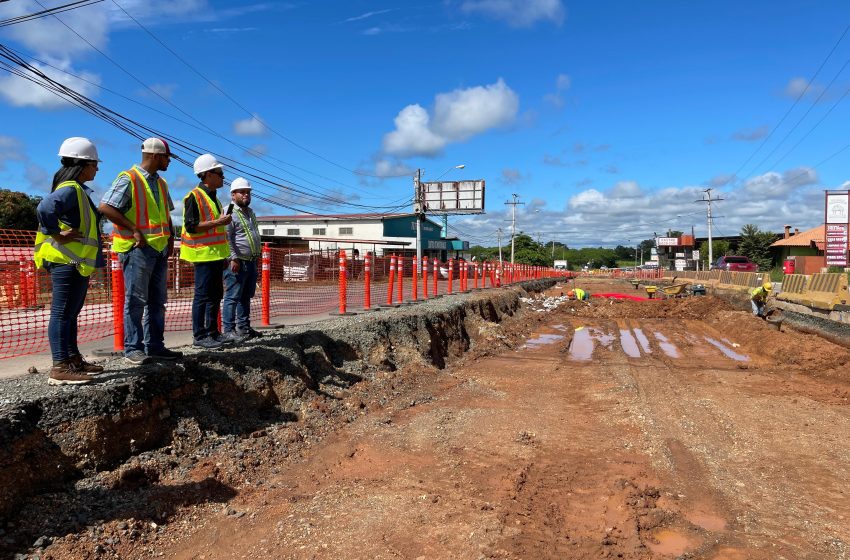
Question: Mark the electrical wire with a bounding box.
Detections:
[730,21,850,182]
[110,0,410,178]
[0,0,103,27]
[25,1,405,209]
[0,44,411,216]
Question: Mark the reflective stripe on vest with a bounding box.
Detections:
[111,166,172,253]
[235,207,261,258]
[179,187,229,262]
[33,181,99,277]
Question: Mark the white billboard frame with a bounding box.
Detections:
[420,180,485,215]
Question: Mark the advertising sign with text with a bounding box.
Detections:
[825,191,849,267]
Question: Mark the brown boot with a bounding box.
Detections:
[48,360,94,386]
[69,354,105,374]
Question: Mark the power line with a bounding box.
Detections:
[110,0,408,179]
[0,0,103,27]
[26,2,407,204]
[744,55,850,178]
[730,21,850,182]
[0,44,409,216]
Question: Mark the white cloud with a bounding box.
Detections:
[783,77,826,100]
[0,59,101,109]
[460,0,565,27]
[383,79,519,158]
[0,0,110,58]
[382,105,447,157]
[233,115,268,137]
[544,73,571,108]
[740,167,817,199]
[374,158,415,178]
[344,9,395,22]
[432,79,519,140]
[500,168,527,185]
[0,136,25,170]
[244,144,268,158]
[731,124,768,142]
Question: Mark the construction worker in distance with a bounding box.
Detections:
[99,138,182,365]
[222,177,263,342]
[567,288,589,301]
[751,281,773,317]
[34,137,106,385]
[181,154,232,349]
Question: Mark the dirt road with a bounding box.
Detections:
[39,281,850,559]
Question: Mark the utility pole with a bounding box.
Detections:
[497,228,503,263]
[697,188,723,267]
[505,194,524,265]
[415,169,423,266]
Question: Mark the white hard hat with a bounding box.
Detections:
[58,137,100,162]
[141,137,170,154]
[230,177,251,192]
[193,153,223,175]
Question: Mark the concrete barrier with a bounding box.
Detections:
[779,272,848,310]
[777,274,808,297]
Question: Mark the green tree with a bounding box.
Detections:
[0,189,40,230]
[699,239,730,268]
[738,224,776,271]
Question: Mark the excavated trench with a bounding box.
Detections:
[0,281,553,543]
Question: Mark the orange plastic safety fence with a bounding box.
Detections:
[1,229,566,360]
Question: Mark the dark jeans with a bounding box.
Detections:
[223,259,258,332]
[192,260,225,340]
[119,245,168,354]
[46,263,89,363]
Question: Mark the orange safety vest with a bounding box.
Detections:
[111,166,172,253]
[179,187,229,262]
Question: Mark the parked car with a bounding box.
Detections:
[711,255,757,272]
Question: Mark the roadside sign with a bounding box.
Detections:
[825,191,849,267]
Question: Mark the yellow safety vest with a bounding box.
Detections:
[179,187,229,262]
[750,286,768,302]
[111,166,172,253]
[575,288,586,300]
[33,181,99,277]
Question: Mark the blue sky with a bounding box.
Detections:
[1,0,849,247]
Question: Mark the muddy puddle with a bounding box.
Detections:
[523,333,565,349]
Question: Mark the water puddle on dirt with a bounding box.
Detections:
[646,529,696,556]
[619,329,642,358]
[653,332,680,358]
[552,324,568,332]
[703,337,749,362]
[633,328,652,354]
[569,327,594,361]
[592,328,615,349]
[524,333,565,349]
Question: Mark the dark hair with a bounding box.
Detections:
[51,157,89,191]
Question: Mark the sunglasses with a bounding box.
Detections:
[209,169,224,177]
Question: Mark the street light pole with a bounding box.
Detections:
[415,169,423,266]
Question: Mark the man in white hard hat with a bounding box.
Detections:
[99,137,181,365]
[180,154,232,349]
[222,177,263,342]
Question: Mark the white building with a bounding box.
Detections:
[255,213,456,257]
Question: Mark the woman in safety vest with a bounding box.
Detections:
[34,137,106,385]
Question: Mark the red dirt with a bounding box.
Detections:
[40,279,850,559]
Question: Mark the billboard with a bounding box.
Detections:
[656,237,679,247]
[420,180,485,215]
[825,191,849,267]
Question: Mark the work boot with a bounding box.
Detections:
[241,327,264,339]
[48,361,94,386]
[192,337,223,350]
[222,330,248,344]
[69,354,104,374]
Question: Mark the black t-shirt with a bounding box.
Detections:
[183,184,222,234]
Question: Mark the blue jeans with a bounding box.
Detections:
[223,259,258,332]
[751,299,764,316]
[119,245,168,354]
[192,260,225,340]
[46,263,89,363]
